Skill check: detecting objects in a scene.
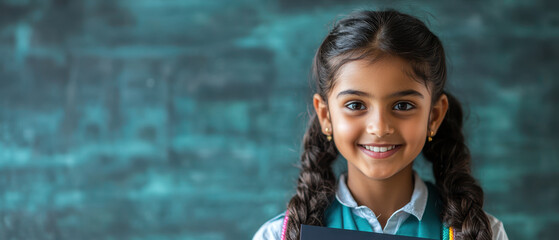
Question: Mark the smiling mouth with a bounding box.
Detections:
[358,144,400,153]
[358,144,402,159]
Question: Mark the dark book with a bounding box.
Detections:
[300,225,435,240]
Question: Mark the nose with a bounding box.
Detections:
[366,109,394,138]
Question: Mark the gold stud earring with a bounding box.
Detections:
[325,127,332,141]
[428,130,434,142]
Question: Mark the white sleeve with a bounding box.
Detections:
[486,212,509,240]
[252,213,285,240]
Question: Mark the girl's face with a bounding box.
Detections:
[314,56,448,181]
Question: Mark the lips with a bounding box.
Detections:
[358,144,402,159]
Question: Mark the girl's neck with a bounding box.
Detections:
[346,164,414,229]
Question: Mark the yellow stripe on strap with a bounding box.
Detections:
[449,227,454,240]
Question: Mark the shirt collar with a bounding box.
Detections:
[335,171,428,221]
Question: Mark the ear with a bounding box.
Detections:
[313,93,332,134]
[429,94,449,135]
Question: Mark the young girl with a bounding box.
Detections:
[254,10,508,240]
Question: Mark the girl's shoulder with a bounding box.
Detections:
[485,212,509,240]
[425,181,508,239]
[252,212,286,240]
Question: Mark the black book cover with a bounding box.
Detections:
[300,225,435,240]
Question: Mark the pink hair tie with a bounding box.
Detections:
[281,210,289,240]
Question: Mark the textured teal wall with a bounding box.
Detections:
[1,0,558,239]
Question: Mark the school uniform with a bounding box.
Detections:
[253,172,508,240]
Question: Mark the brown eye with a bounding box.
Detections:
[345,102,366,111]
[393,102,414,111]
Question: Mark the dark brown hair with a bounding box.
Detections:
[285,10,492,240]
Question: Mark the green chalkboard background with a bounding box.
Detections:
[1,0,558,239]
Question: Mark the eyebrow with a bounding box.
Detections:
[336,89,424,99]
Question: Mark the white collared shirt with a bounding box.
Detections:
[334,172,428,234]
[253,172,508,240]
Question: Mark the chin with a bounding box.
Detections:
[360,163,413,181]
[361,168,398,181]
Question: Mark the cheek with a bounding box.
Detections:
[400,117,428,148]
[332,112,361,142]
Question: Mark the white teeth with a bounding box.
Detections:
[363,145,397,153]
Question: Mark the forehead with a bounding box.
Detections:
[330,56,430,99]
